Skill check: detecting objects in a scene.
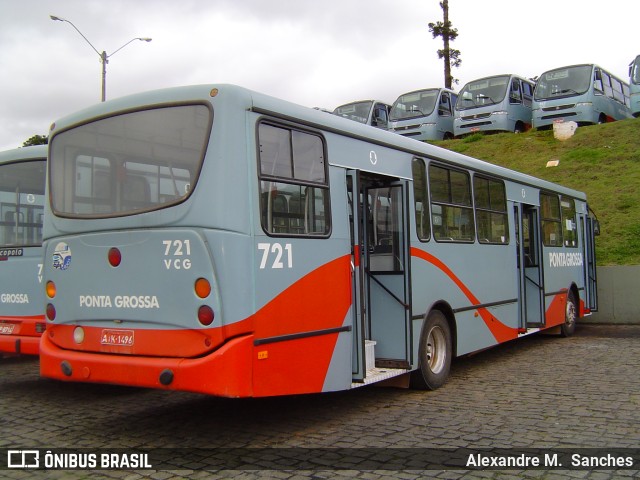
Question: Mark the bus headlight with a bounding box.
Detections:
[576,102,593,107]
[491,110,508,115]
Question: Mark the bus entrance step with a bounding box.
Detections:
[351,368,409,389]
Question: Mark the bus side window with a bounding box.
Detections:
[602,71,614,98]
[439,93,452,116]
[594,69,604,94]
[541,192,562,247]
[522,82,533,108]
[373,104,389,128]
[509,80,522,104]
[258,122,330,237]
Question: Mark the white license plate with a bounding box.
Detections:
[100,329,134,346]
[0,323,15,335]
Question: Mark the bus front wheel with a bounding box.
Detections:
[561,291,577,337]
[411,310,452,390]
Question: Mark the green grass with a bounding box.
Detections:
[432,118,640,265]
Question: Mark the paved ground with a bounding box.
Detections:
[1,324,639,479]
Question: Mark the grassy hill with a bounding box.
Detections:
[432,118,640,266]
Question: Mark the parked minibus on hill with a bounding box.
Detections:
[533,63,632,128]
[454,74,535,136]
[388,88,457,141]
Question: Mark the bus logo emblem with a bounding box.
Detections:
[52,242,72,271]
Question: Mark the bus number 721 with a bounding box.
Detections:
[258,243,293,269]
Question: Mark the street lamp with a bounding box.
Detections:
[50,15,152,102]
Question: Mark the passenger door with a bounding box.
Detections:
[515,204,545,328]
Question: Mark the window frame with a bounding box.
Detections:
[540,191,563,247]
[473,174,509,245]
[428,162,475,243]
[257,120,331,238]
[411,158,430,242]
[560,196,578,248]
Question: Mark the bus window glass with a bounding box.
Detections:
[509,80,522,104]
[333,101,373,124]
[258,122,329,236]
[291,130,326,183]
[457,75,509,110]
[561,197,577,248]
[0,160,46,246]
[368,186,404,272]
[390,90,439,121]
[522,82,534,107]
[429,164,474,242]
[259,124,293,178]
[50,105,210,217]
[541,192,562,247]
[411,158,430,241]
[474,176,509,244]
[534,65,592,100]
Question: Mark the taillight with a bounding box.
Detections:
[198,305,214,326]
[46,281,56,298]
[195,278,211,298]
[108,247,122,267]
[46,303,56,321]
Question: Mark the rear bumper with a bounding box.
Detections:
[0,335,41,355]
[0,315,45,355]
[39,333,254,397]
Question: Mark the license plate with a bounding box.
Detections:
[100,329,134,346]
[0,323,15,335]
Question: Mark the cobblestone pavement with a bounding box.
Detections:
[1,324,639,480]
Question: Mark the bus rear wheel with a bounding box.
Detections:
[561,291,577,337]
[411,310,452,390]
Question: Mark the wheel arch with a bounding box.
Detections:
[423,300,458,358]
[568,282,581,318]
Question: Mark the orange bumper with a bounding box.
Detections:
[39,333,254,397]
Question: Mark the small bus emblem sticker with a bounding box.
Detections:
[52,242,72,271]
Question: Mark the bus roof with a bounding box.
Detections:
[0,144,48,164]
[460,73,534,85]
[49,83,586,202]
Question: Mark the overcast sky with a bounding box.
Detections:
[0,0,637,151]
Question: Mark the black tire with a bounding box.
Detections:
[411,310,452,390]
[561,291,578,337]
[514,122,524,133]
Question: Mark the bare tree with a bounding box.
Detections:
[428,0,461,88]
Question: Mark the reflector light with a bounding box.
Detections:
[108,247,122,267]
[198,305,214,326]
[195,278,211,298]
[73,326,85,344]
[46,304,56,321]
[46,281,57,298]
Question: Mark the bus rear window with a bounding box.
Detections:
[50,104,211,217]
[0,160,46,247]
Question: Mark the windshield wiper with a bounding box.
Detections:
[552,89,579,96]
[477,94,497,105]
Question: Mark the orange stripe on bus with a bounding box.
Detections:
[410,247,519,343]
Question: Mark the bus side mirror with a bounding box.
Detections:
[593,220,600,236]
